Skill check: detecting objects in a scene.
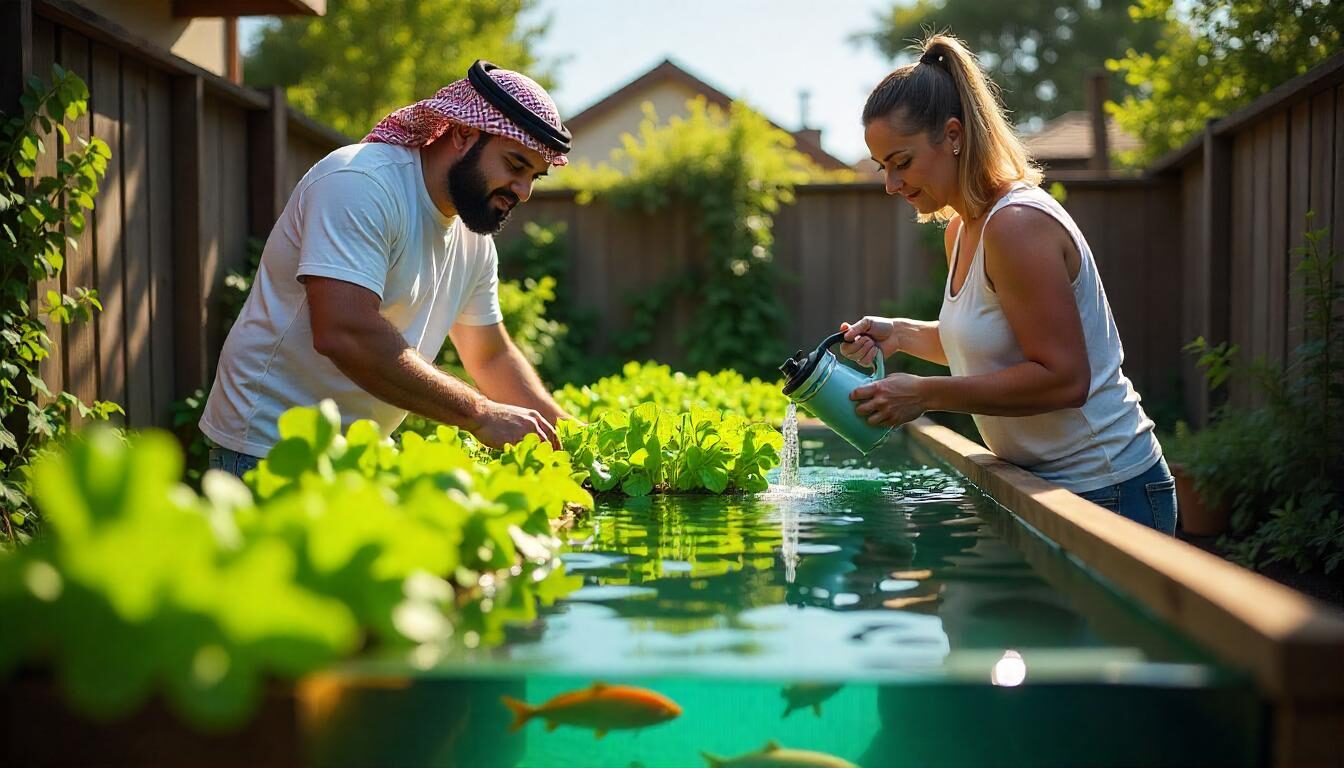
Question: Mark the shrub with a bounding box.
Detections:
[1174,217,1343,574]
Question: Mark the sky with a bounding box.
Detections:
[243,0,904,165]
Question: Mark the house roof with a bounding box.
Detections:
[1022,111,1142,162]
[172,0,324,16]
[566,58,850,171]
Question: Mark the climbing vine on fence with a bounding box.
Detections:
[563,98,818,379]
[0,66,120,542]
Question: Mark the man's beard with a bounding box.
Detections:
[447,135,519,235]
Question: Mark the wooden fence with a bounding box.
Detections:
[500,184,939,364]
[5,0,349,430]
[1146,54,1344,420]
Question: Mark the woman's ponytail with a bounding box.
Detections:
[864,32,1041,222]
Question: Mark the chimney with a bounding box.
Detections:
[794,128,822,149]
[1086,69,1110,172]
[226,17,242,84]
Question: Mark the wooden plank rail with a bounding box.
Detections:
[904,417,1344,767]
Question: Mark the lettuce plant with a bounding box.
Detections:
[0,402,586,728]
[558,403,782,496]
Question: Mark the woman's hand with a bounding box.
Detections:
[850,373,929,428]
[839,317,898,368]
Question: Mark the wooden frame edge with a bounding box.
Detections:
[902,418,1344,700]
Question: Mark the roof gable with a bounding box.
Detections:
[1022,111,1142,162]
[566,59,849,171]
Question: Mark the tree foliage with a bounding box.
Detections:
[858,0,1162,124]
[1108,0,1344,165]
[244,0,550,138]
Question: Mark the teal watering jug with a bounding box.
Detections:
[779,332,894,454]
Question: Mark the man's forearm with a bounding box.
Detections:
[319,318,491,430]
[469,340,569,423]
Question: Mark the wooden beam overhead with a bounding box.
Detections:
[172,0,324,18]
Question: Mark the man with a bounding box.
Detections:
[200,61,572,478]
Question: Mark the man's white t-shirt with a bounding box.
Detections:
[200,143,502,456]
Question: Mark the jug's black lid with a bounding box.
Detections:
[779,331,847,396]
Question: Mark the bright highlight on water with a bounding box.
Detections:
[779,402,801,488]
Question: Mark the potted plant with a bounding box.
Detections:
[1165,420,1232,536]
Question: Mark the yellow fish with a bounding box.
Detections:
[702,741,859,768]
[501,682,681,739]
[780,683,843,718]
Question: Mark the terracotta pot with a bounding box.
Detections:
[1170,462,1230,536]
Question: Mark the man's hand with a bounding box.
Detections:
[451,321,570,427]
[473,401,559,449]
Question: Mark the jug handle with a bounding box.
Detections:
[819,331,885,381]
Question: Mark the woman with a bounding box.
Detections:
[841,33,1176,534]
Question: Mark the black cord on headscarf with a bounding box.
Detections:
[467,60,572,153]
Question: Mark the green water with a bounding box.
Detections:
[307,432,1266,768]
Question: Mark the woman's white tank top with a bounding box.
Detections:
[937,184,1159,493]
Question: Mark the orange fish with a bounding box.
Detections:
[501,682,682,739]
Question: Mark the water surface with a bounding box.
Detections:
[309,431,1265,768]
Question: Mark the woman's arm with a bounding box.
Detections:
[922,206,1090,415]
[851,206,1090,424]
[840,317,947,367]
[840,218,959,368]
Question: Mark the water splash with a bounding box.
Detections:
[780,504,800,583]
[779,401,800,488]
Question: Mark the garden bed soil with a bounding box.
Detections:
[1178,530,1343,609]
[0,670,304,768]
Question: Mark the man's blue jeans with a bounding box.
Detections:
[207,446,262,480]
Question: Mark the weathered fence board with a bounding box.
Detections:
[60,26,97,413]
[32,18,62,397]
[90,41,126,417]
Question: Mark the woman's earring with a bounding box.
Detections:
[953,147,960,156]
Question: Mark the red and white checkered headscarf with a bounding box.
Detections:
[363,67,568,166]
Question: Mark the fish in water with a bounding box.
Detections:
[701,741,859,768]
[780,683,843,718]
[501,682,681,739]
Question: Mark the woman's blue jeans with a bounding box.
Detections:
[1076,457,1179,535]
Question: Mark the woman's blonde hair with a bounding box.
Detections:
[863,32,1041,223]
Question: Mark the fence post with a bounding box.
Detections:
[247,85,287,240]
[1195,120,1233,425]
[1086,69,1110,172]
[171,74,206,402]
[1,0,33,449]
[1,0,32,116]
